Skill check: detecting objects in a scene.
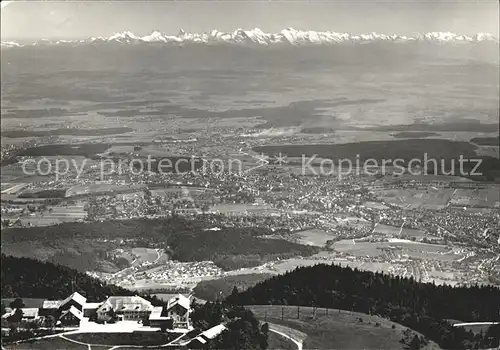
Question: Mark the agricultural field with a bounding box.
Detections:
[19,144,112,158]
[329,240,388,257]
[110,247,166,266]
[333,214,371,228]
[1,183,29,195]
[209,203,275,214]
[150,187,185,197]
[474,145,499,158]
[150,186,215,198]
[291,229,338,247]
[1,156,101,183]
[16,202,87,227]
[449,188,500,208]
[362,201,390,210]
[330,239,463,262]
[102,144,136,155]
[372,223,431,239]
[2,127,135,138]
[66,183,147,197]
[131,248,167,265]
[374,187,455,209]
[0,162,56,183]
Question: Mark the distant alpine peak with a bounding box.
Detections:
[2,28,498,48]
[108,31,140,41]
[1,41,23,48]
[141,30,167,42]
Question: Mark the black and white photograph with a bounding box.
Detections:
[1,0,499,349]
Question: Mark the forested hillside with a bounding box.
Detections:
[227,264,500,349]
[2,217,317,271]
[194,274,273,301]
[1,254,131,301]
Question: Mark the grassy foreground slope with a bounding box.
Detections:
[267,331,297,350]
[248,305,440,350]
[4,337,90,350]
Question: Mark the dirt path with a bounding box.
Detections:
[268,322,306,350]
[60,334,91,349]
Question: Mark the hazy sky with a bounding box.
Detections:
[1,0,499,40]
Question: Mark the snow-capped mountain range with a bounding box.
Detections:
[2,28,498,48]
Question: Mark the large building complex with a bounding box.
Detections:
[2,292,193,332]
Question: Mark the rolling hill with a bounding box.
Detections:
[248,305,440,350]
[227,264,500,349]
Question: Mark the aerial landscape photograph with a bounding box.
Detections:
[1,0,499,349]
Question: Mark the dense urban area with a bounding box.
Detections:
[2,131,499,293]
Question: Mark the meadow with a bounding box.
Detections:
[291,228,339,247]
[330,239,458,261]
[372,224,430,239]
[17,203,87,227]
[391,131,440,138]
[209,203,274,214]
[247,305,439,350]
[19,144,112,157]
[375,187,456,209]
[65,332,177,346]
[66,184,147,197]
[333,214,371,229]
[2,127,134,138]
[267,330,297,350]
[449,188,500,208]
[4,337,90,350]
